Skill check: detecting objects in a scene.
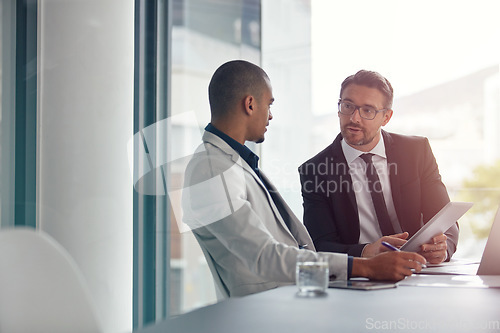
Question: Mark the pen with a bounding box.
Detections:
[382,241,427,269]
[381,241,400,252]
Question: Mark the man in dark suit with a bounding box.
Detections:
[299,70,458,264]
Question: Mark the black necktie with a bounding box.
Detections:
[359,153,395,236]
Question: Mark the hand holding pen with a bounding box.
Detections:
[381,241,401,252]
[382,241,427,269]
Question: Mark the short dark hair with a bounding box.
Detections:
[208,60,269,119]
[340,70,394,109]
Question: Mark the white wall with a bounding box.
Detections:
[37,1,134,332]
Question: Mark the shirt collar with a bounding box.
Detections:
[205,123,260,169]
[341,131,387,164]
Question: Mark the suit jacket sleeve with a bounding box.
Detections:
[299,161,366,257]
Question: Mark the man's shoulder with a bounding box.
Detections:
[184,139,239,186]
[383,130,429,147]
[383,131,434,165]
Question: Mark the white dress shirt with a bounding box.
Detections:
[341,133,402,244]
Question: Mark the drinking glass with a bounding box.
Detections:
[296,252,329,297]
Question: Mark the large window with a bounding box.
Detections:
[0,0,14,228]
[274,0,500,259]
[168,0,261,315]
[0,0,37,229]
[167,0,313,315]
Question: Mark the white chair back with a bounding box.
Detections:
[0,228,103,333]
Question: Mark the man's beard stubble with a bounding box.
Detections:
[341,123,377,147]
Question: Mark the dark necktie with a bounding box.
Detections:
[359,153,395,236]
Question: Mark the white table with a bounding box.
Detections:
[137,281,500,332]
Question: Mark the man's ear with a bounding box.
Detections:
[244,95,254,115]
[382,109,393,126]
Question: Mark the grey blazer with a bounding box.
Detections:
[181,131,348,297]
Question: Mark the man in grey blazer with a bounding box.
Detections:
[181,60,425,298]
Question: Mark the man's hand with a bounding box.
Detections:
[352,251,426,281]
[362,232,409,258]
[419,234,448,264]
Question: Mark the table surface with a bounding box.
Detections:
[137,279,500,333]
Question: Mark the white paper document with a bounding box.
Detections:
[418,259,480,275]
[398,275,500,288]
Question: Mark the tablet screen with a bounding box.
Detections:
[400,202,473,252]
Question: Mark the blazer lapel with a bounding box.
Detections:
[383,130,404,226]
[202,131,298,242]
[259,171,314,249]
[330,134,357,210]
[244,167,299,242]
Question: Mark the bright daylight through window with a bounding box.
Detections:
[304,0,500,259]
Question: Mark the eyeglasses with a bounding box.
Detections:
[338,100,388,120]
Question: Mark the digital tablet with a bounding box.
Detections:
[329,280,397,290]
[400,202,473,252]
